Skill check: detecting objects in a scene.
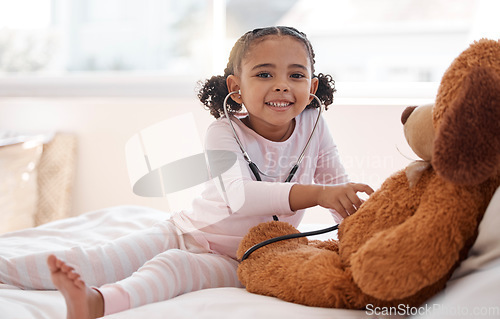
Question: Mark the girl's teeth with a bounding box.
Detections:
[268,102,290,107]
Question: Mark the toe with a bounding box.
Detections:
[61,263,74,274]
[67,270,80,281]
[55,257,63,268]
[47,255,59,272]
[75,278,86,289]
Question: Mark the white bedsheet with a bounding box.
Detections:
[2,195,499,319]
[0,206,377,319]
[0,284,376,319]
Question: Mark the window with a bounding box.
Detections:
[0,0,499,98]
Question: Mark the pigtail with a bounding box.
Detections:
[308,73,336,110]
[197,75,243,119]
[197,31,250,119]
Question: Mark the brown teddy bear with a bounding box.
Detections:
[236,39,500,309]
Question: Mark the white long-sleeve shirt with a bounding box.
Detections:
[172,108,349,258]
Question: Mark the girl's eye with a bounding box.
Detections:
[291,73,305,79]
[256,72,272,78]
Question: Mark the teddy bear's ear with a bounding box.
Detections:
[432,66,500,185]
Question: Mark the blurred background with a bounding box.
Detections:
[1,0,499,87]
[0,0,499,225]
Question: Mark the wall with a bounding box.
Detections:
[0,97,416,224]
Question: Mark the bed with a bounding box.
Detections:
[0,206,376,319]
[1,126,500,319]
[1,186,500,319]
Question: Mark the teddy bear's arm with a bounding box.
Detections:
[340,170,421,260]
[349,179,482,301]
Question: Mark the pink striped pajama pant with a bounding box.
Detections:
[0,219,242,315]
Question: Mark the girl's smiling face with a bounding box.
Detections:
[227,35,318,141]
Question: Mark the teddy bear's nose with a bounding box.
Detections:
[401,106,417,125]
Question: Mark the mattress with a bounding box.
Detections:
[2,194,499,319]
[0,206,372,319]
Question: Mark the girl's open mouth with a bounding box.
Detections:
[266,101,293,110]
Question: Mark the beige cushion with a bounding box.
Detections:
[36,133,77,225]
[0,132,77,233]
[0,141,42,233]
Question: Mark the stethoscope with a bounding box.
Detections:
[223,91,323,185]
[222,91,340,261]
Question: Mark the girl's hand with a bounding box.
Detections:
[317,183,374,218]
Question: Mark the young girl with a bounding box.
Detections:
[0,26,373,319]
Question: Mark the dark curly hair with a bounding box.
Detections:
[198,26,336,119]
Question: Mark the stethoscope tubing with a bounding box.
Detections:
[222,91,340,262]
[223,91,253,164]
[223,91,323,179]
[240,224,339,261]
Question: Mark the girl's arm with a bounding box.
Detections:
[289,183,374,217]
[304,116,373,218]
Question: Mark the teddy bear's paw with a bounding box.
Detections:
[350,245,426,301]
[236,221,307,260]
[238,247,365,308]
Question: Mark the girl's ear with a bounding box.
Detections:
[226,75,242,104]
[309,77,319,103]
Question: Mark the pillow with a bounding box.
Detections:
[36,133,77,225]
[450,186,500,279]
[0,141,43,233]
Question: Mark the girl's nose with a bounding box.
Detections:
[274,87,289,92]
[273,81,289,92]
[272,75,290,92]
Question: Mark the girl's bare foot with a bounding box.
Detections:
[47,255,104,319]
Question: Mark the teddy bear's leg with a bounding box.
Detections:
[349,179,493,303]
[236,221,308,260]
[238,246,366,308]
[309,239,339,252]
